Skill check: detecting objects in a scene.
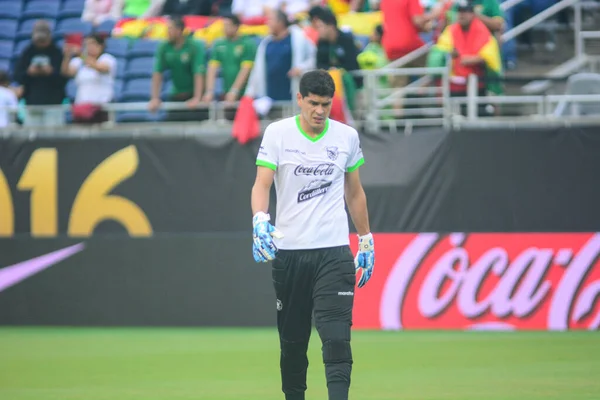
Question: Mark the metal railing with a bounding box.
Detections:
[4,66,600,136]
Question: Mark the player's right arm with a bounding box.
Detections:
[251,166,275,215]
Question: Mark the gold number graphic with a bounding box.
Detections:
[17,148,58,237]
[0,169,14,236]
[68,145,152,237]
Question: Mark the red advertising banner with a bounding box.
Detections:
[350,233,600,331]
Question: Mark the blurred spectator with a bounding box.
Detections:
[149,16,207,121]
[444,0,504,32]
[304,6,327,44]
[270,0,312,18]
[0,70,18,128]
[14,20,66,127]
[203,14,256,104]
[315,9,359,71]
[315,9,361,88]
[113,0,166,18]
[427,0,502,114]
[61,34,117,124]
[82,0,122,26]
[161,0,213,16]
[350,0,380,11]
[357,24,388,71]
[380,0,434,61]
[232,0,270,19]
[246,9,316,116]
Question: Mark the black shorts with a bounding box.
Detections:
[271,245,356,341]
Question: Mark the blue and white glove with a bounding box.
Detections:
[355,233,375,288]
[252,212,284,263]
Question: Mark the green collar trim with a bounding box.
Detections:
[295,115,329,143]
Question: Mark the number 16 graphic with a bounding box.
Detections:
[0,145,152,237]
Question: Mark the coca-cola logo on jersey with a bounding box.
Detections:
[294,163,335,176]
[376,233,600,331]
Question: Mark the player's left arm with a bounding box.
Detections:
[345,168,375,288]
[344,169,370,237]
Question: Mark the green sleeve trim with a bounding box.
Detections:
[347,158,364,173]
[257,159,277,171]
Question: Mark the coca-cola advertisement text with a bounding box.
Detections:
[350,233,600,331]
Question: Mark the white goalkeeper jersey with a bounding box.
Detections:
[256,115,364,250]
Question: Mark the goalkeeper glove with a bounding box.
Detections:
[252,212,284,263]
[355,233,375,288]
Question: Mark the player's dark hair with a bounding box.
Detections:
[222,13,241,26]
[375,24,384,37]
[320,8,337,27]
[299,69,335,98]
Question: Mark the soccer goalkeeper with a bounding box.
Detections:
[250,69,375,400]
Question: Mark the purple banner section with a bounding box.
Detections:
[0,243,85,293]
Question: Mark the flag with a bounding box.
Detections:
[328,68,355,126]
[427,18,503,94]
[232,96,261,145]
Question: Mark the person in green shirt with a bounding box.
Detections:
[203,14,256,104]
[446,0,504,33]
[149,16,207,120]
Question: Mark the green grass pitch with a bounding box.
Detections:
[0,328,599,400]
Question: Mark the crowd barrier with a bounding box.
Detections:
[0,126,599,329]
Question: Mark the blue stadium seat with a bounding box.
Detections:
[129,39,159,59]
[12,39,30,60]
[105,37,129,58]
[59,0,85,20]
[121,78,151,102]
[116,110,165,123]
[22,2,61,20]
[115,60,126,79]
[0,3,22,20]
[0,41,13,60]
[95,19,116,36]
[17,19,55,40]
[113,79,124,101]
[160,80,173,101]
[0,20,18,40]
[355,35,370,51]
[66,78,76,100]
[125,57,154,80]
[55,18,92,38]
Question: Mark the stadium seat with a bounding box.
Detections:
[129,40,159,59]
[0,41,13,60]
[113,79,124,101]
[59,0,86,20]
[355,35,369,51]
[17,19,56,40]
[95,19,116,36]
[116,110,166,123]
[125,57,154,80]
[105,37,129,58]
[0,58,9,72]
[160,80,173,101]
[66,78,77,101]
[22,2,61,20]
[0,20,18,41]
[121,78,151,102]
[12,39,30,60]
[0,3,22,20]
[115,61,126,79]
[55,18,93,38]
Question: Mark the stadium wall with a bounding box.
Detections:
[1,127,599,329]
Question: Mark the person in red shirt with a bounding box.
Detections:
[380,0,435,61]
